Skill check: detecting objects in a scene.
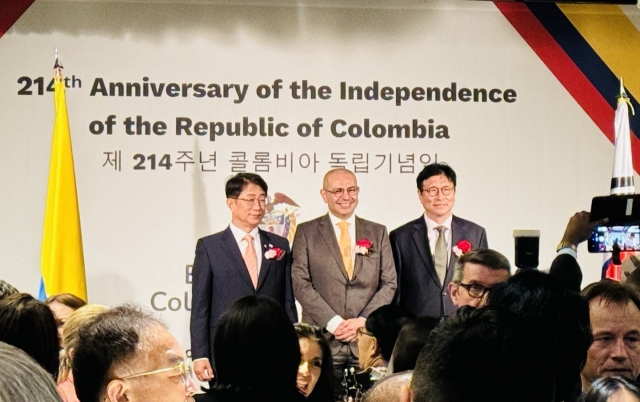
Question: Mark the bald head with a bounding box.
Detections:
[321,169,359,220]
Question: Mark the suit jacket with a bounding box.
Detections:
[548,253,582,292]
[291,214,397,356]
[389,215,488,318]
[190,227,297,362]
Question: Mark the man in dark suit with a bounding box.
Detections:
[390,163,487,318]
[190,173,297,382]
[292,168,397,376]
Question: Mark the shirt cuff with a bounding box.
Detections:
[557,248,577,259]
[193,358,209,363]
[326,315,344,334]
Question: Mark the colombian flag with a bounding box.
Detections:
[39,70,87,301]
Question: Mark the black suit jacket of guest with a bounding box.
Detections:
[389,215,488,318]
[190,227,297,362]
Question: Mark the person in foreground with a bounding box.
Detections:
[73,304,196,402]
[579,376,640,402]
[191,173,297,382]
[580,281,640,390]
[295,323,338,402]
[0,341,60,402]
[448,248,510,308]
[403,306,555,402]
[197,295,305,402]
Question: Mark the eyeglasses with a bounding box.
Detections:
[457,283,492,298]
[232,197,267,207]
[421,186,454,197]
[356,327,375,338]
[117,361,192,387]
[323,186,359,197]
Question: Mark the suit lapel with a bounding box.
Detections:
[317,214,349,281]
[256,230,272,290]
[448,216,468,273]
[352,217,368,280]
[220,227,254,289]
[412,217,442,288]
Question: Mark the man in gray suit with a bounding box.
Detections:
[390,163,488,318]
[292,168,397,376]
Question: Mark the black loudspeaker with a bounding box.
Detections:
[513,230,540,270]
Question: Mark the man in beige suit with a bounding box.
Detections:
[292,168,397,377]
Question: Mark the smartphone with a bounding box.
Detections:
[588,225,640,252]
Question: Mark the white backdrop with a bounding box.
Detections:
[1,0,636,353]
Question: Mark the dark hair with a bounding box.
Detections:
[0,280,18,301]
[581,280,640,312]
[416,163,457,190]
[45,293,87,310]
[412,306,555,402]
[0,293,59,378]
[391,316,439,373]
[579,376,640,402]
[73,305,165,402]
[365,305,414,362]
[225,173,268,199]
[0,342,60,402]
[294,323,337,402]
[488,270,591,402]
[210,295,301,401]
[452,248,511,282]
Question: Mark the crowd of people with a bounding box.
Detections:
[3,164,640,402]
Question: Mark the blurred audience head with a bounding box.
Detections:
[0,280,18,301]
[488,269,591,401]
[294,323,336,401]
[408,305,555,402]
[211,295,301,401]
[73,304,194,402]
[45,293,87,337]
[0,341,60,402]
[391,316,439,373]
[363,371,413,402]
[448,248,510,308]
[358,305,414,370]
[578,376,640,402]
[0,293,59,378]
[580,281,640,388]
[58,304,109,383]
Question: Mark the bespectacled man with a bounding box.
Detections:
[190,173,297,382]
[73,305,196,402]
[448,249,511,308]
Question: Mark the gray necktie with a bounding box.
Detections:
[434,226,448,286]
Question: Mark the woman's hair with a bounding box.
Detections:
[211,295,301,401]
[294,323,337,401]
[58,304,109,383]
[391,316,440,373]
[45,293,86,310]
[0,342,60,402]
[0,293,59,378]
[578,376,640,402]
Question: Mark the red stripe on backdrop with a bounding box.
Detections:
[0,0,35,39]
[495,2,640,170]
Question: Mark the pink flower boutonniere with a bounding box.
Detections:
[264,244,285,260]
[452,240,472,258]
[354,239,374,255]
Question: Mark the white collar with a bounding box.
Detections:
[229,222,260,242]
[328,212,356,227]
[424,213,452,232]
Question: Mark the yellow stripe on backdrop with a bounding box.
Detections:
[559,4,640,102]
[40,77,87,301]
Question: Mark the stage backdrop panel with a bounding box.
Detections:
[1,0,639,354]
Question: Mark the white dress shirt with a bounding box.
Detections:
[424,213,453,266]
[229,223,262,273]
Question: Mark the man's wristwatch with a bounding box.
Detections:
[556,242,577,253]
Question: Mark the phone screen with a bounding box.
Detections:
[589,225,640,252]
